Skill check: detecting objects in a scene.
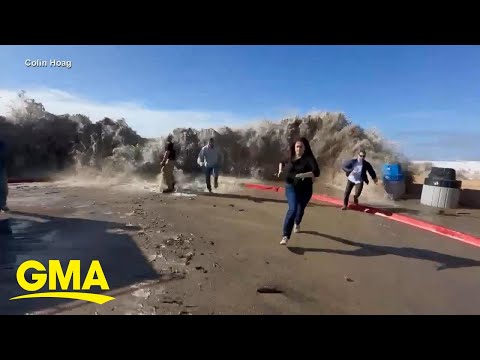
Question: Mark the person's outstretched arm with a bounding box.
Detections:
[311,157,320,177]
[367,162,378,184]
[197,147,205,167]
[342,159,354,173]
[277,162,284,177]
[296,157,320,179]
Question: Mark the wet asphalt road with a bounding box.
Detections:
[0,211,158,315]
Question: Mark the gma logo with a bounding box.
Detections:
[10,260,115,305]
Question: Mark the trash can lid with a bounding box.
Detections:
[424,177,462,189]
[427,167,457,181]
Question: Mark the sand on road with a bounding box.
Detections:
[2,181,480,315]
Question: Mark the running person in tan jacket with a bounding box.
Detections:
[161,141,176,193]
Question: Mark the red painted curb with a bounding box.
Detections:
[244,183,480,248]
[244,184,282,192]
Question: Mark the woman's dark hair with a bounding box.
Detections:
[289,137,314,159]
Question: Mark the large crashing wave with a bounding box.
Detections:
[169,115,406,183]
[0,92,406,183]
[0,92,146,178]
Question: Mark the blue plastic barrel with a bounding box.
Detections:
[382,163,405,200]
[383,163,404,181]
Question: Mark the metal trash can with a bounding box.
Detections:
[420,167,462,208]
[382,163,406,200]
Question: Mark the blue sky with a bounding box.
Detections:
[0,45,479,160]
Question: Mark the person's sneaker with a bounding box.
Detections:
[341,206,348,210]
[214,179,219,189]
[0,206,9,212]
[162,189,174,194]
[280,236,289,245]
[353,197,359,205]
[294,224,300,233]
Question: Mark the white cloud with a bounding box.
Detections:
[0,87,251,138]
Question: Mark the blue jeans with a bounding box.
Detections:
[205,166,219,190]
[282,184,313,238]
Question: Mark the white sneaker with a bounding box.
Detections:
[294,224,300,233]
[280,236,289,245]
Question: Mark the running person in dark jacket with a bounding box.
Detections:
[278,137,320,245]
[341,149,378,210]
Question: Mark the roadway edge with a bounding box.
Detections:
[243,183,480,248]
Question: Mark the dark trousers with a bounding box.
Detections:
[205,166,219,191]
[0,170,7,207]
[283,184,313,238]
[344,180,364,206]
